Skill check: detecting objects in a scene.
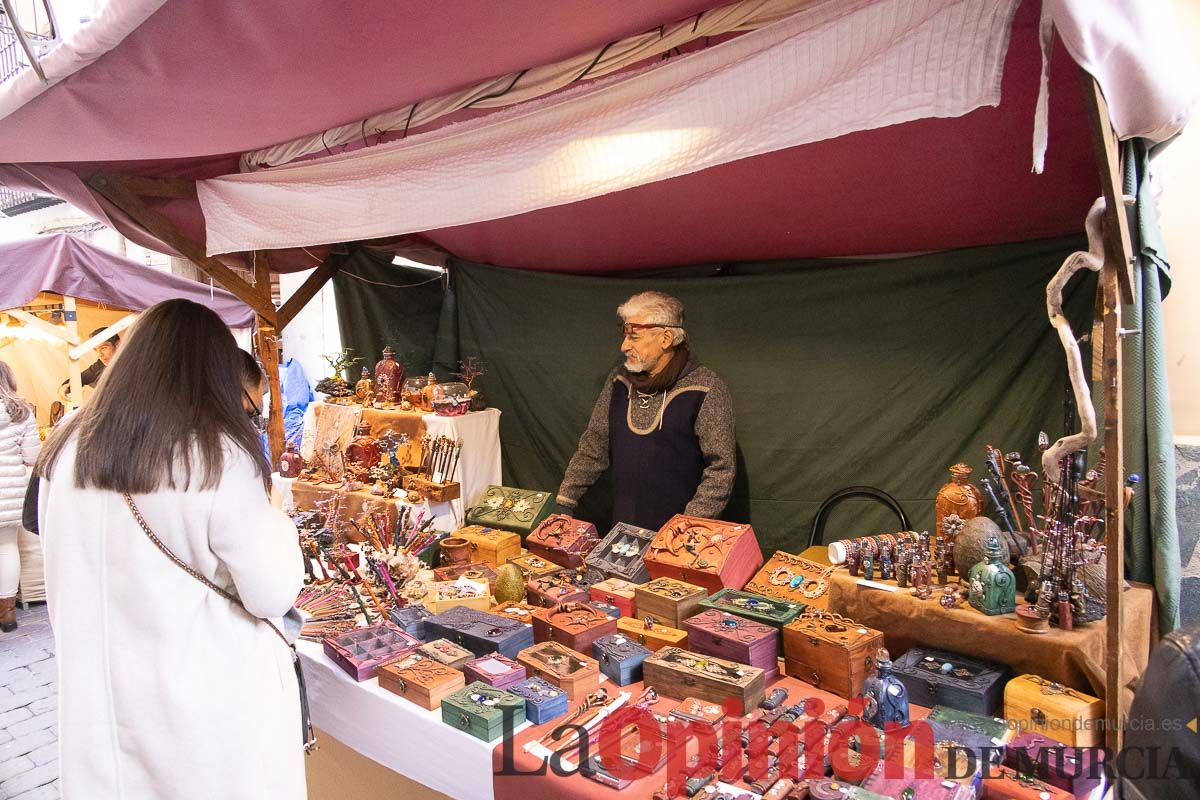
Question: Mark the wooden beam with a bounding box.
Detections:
[276,256,343,332]
[257,318,285,467]
[6,309,79,345]
[115,176,197,199]
[63,297,83,407]
[68,313,139,361]
[86,174,278,324]
[1081,70,1135,305]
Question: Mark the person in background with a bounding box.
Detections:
[60,327,120,397]
[240,349,270,457]
[0,361,39,632]
[37,299,307,798]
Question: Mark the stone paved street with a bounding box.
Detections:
[0,605,59,800]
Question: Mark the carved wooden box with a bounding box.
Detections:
[462,653,527,691]
[981,766,1074,800]
[684,608,779,683]
[422,579,491,614]
[526,514,600,568]
[432,562,498,594]
[634,577,707,629]
[489,600,548,625]
[525,572,589,608]
[591,633,652,686]
[532,602,618,651]
[698,588,805,630]
[644,514,764,593]
[440,681,526,743]
[1003,674,1103,748]
[508,676,570,724]
[1002,732,1105,796]
[516,641,600,701]
[860,764,976,800]
[615,615,689,652]
[506,553,560,579]
[465,485,554,535]
[451,525,521,567]
[378,653,465,710]
[388,604,433,640]
[423,605,535,658]
[641,647,765,713]
[745,551,833,611]
[416,638,474,670]
[781,612,883,699]
[585,522,655,583]
[892,646,1011,717]
[322,621,421,682]
[588,577,640,618]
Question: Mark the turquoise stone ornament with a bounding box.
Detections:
[967,534,1017,615]
[789,575,805,590]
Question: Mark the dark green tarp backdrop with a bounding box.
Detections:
[335,235,1095,559]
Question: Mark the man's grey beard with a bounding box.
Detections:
[623,356,645,373]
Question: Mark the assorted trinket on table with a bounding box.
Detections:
[586,521,656,583]
[641,646,766,712]
[423,605,535,658]
[634,577,707,629]
[388,604,433,639]
[377,653,465,710]
[781,610,884,699]
[860,647,910,728]
[373,346,404,405]
[432,562,498,594]
[644,515,764,593]
[684,609,779,683]
[924,705,1014,750]
[465,485,554,535]
[431,382,471,416]
[440,681,526,743]
[506,553,560,579]
[1003,674,1104,748]
[489,600,547,624]
[891,646,1010,716]
[525,571,589,608]
[967,533,1018,615]
[423,578,491,613]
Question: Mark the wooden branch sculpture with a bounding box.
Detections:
[1042,195,1133,483]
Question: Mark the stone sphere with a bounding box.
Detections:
[954,516,1009,580]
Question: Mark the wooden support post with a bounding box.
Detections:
[1083,68,1132,753]
[257,316,285,467]
[276,255,342,332]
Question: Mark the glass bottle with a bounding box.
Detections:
[373,346,404,405]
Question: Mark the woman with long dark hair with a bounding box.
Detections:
[37,299,306,798]
[0,360,38,632]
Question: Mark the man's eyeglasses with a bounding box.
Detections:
[243,389,265,432]
[620,322,683,340]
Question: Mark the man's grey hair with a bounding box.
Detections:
[617,291,686,346]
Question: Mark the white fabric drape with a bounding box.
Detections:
[199,0,1021,256]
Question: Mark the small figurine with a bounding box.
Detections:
[896,546,910,588]
[879,550,894,581]
[935,535,950,585]
[847,549,860,577]
[939,585,962,609]
[355,366,374,406]
[419,372,438,411]
[910,551,932,600]
[861,648,909,728]
[967,534,1017,616]
[862,553,875,582]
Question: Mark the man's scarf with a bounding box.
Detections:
[622,344,692,394]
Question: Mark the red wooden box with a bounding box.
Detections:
[589,577,639,618]
[532,602,618,651]
[526,514,600,568]
[526,572,589,608]
[645,514,764,593]
[684,608,779,684]
[980,766,1074,800]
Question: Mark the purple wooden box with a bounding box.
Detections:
[1003,732,1106,797]
[859,764,974,799]
[462,654,528,690]
[683,608,778,683]
[322,621,422,682]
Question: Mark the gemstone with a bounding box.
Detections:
[941,662,954,673]
[721,619,739,628]
[789,576,806,589]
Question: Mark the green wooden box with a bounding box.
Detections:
[440,681,527,743]
[698,588,805,630]
[464,486,554,536]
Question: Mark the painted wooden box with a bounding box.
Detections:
[532,601,618,651]
[423,605,534,658]
[489,600,547,626]
[698,588,805,630]
[422,579,491,614]
[506,553,561,579]
[416,638,475,670]
[508,676,570,725]
[516,641,601,701]
[377,653,465,710]
[926,705,1014,749]
[1003,674,1104,748]
[452,525,521,567]
[860,764,975,800]
[388,604,433,640]
[634,577,707,629]
[462,653,527,690]
[781,612,883,699]
[645,514,764,593]
[1002,732,1105,796]
[641,647,765,713]
[585,522,655,583]
[440,681,526,743]
[432,562,498,594]
[526,571,589,608]
[745,551,834,610]
[893,646,1011,717]
[590,601,621,620]
[591,633,652,685]
[615,615,689,652]
[983,765,1075,800]
[588,577,640,618]
[526,514,600,568]
[684,608,779,683]
[465,485,554,535]
[322,621,421,682]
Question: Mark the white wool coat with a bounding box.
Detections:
[40,436,307,800]
[0,405,38,525]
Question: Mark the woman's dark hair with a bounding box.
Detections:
[37,299,269,493]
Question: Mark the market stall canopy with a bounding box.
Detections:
[0,0,1193,272]
[0,233,254,327]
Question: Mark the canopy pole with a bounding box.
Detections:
[252,251,285,465]
[1082,67,1133,753]
[63,297,83,408]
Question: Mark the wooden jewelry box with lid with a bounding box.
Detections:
[417,638,475,670]
[464,485,554,535]
[745,551,837,611]
[507,675,570,724]
[462,653,527,690]
[516,641,601,701]
[634,577,707,629]
[432,562,498,594]
[526,571,589,607]
[698,588,805,630]
[644,514,764,593]
[506,553,560,579]
[422,579,491,614]
[781,611,883,699]
[1003,674,1104,748]
[531,601,618,651]
[585,522,655,583]
[588,577,640,618]
[615,615,688,652]
[526,514,600,568]
[591,633,652,685]
[423,605,535,658]
[440,681,526,743]
[452,525,521,567]
[892,646,1011,717]
[684,608,779,683]
[377,653,465,710]
[641,647,766,712]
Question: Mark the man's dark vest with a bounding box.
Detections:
[608,377,708,531]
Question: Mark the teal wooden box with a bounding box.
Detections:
[440,681,527,743]
[698,588,805,630]
[464,486,554,536]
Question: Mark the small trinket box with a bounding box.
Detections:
[588,577,640,618]
[424,605,535,658]
[699,588,805,630]
[516,641,601,701]
[635,577,707,629]
[615,615,689,651]
[322,621,422,682]
[892,646,1011,717]
[525,571,589,608]
[508,676,570,724]
[981,765,1074,800]
[432,562,498,594]
[417,638,475,670]
[585,715,670,786]
[586,522,656,583]
[506,553,561,579]
[591,633,652,685]
[684,609,779,683]
[1002,733,1105,797]
[532,601,618,651]
[925,705,1013,749]
[463,654,527,690]
[859,763,975,799]
[465,485,554,535]
[440,681,526,743]
[527,514,600,568]
[452,525,521,567]
[669,696,727,728]
[589,601,622,620]
[489,601,547,625]
[423,579,492,614]
[808,779,890,800]
[1003,674,1104,748]
[782,611,883,699]
[378,653,465,710]
[641,647,766,713]
[745,551,835,610]
[388,604,433,639]
[645,514,764,593]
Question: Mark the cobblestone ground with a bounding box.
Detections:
[0,604,59,800]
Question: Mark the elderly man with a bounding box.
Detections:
[60,328,121,399]
[556,291,735,530]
